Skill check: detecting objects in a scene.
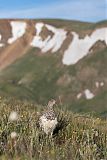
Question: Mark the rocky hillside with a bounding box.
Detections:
[0,19,107,116]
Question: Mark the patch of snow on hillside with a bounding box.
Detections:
[95,81,104,88]
[77,93,82,99]
[0,35,4,47]
[31,22,50,49]
[100,82,104,86]
[44,24,67,52]
[31,23,67,52]
[35,23,44,36]
[63,28,107,65]
[8,21,26,44]
[95,82,99,88]
[84,89,95,100]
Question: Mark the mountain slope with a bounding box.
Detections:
[0,19,107,116]
[0,19,106,69]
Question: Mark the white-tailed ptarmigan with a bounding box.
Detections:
[39,99,58,136]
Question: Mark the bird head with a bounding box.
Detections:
[47,99,56,109]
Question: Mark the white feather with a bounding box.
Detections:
[39,115,58,135]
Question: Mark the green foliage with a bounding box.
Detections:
[0,47,107,116]
[0,98,107,159]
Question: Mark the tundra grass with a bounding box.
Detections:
[0,98,107,160]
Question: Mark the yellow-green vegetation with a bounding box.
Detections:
[0,47,107,117]
[0,98,107,160]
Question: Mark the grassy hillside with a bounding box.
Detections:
[35,19,93,31]
[0,20,107,116]
[0,46,107,116]
[0,98,107,160]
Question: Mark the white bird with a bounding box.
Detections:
[39,99,58,136]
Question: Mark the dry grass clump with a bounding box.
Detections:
[0,98,107,160]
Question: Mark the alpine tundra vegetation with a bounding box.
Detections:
[0,98,107,160]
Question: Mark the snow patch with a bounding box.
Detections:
[8,21,26,44]
[35,23,44,36]
[31,23,67,53]
[95,82,99,88]
[0,35,4,47]
[77,93,82,99]
[44,24,67,52]
[63,28,107,65]
[100,82,104,86]
[95,81,104,88]
[31,23,50,50]
[84,89,95,100]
